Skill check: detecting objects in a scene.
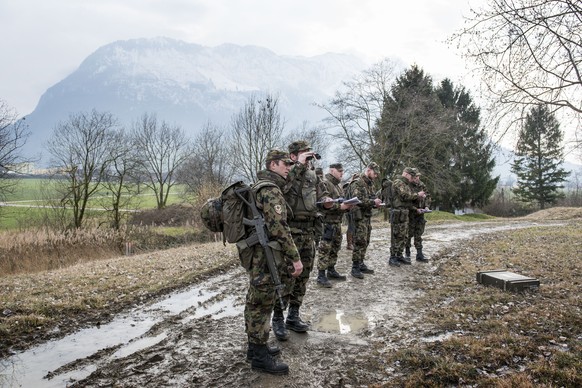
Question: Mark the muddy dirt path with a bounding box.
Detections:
[3,219,555,387]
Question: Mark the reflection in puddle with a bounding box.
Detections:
[313,310,368,334]
[1,273,240,388]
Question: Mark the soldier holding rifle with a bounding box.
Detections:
[242,149,303,375]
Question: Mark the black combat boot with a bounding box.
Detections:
[246,343,281,361]
[286,304,309,333]
[405,247,411,259]
[327,266,347,281]
[416,248,429,262]
[351,261,364,279]
[317,269,332,288]
[388,256,401,267]
[250,343,289,375]
[272,308,289,341]
[359,261,374,274]
[398,255,412,265]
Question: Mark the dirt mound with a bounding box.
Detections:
[522,206,582,220]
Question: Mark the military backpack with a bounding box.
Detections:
[199,180,276,244]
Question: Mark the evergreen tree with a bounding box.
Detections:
[372,65,455,205]
[511,105,570,209]
[435,79,499,209]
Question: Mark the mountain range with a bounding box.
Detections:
[22,37,367,164]
[19,37,581,180]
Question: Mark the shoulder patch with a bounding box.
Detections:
[274,204,283,215]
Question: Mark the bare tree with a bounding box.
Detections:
[176,121,235,194]
[0,100,30,201]
[98,129,141,230]
[131,113,191,209]
[283,121,331,161]
[46,110,118,228]
[451,0,582,147]
[315,59,400,170]
[229,93,285,181]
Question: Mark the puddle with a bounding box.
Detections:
[1,274,241,388]
[313,310,369,334]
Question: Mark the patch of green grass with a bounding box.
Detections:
[424,210,496,223]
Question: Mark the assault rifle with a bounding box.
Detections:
[235,188,286,310]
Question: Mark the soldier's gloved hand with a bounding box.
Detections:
[290,260,303,277]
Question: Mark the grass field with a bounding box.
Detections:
[0,178,186,230]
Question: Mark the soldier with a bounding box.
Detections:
[389,167,427,266]
[315,163,355,287]
[243,149,303,374]
[346,162,383,279]
[405,171,431,262]
[270,140,332,341]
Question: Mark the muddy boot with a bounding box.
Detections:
[286,305,309,333]
[416,248,429,262]
[359,261,374,274]
[351,261,364,279]
[346,232,354,250]
[246,343,281,362]
[272,309,289,341]
[405,247,411,260]
[327,266,347,281]
[250,343,289,375]
[317,269,332,288]
[388,256,401,267]
[398,255,412,265]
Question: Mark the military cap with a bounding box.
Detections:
[266,149,293,164]
[288,140,311,154]
[367,161,380,173]
[329,163,343,171]
[403,167,420,176]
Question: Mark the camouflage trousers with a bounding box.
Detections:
[390,208,410,256]
[317,222,343,270]
[406,213,426,250]
[280,232,315,308]
[244,250,279,345]
[352,217,372,262]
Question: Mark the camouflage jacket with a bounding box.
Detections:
[408,180,431,210]
[284,162,330,221]
[348,173,377,218]
[254,170,301,263]
[392,176,420,209]
[317,173,345,223]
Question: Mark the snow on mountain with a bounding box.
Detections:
[22,37,367,163]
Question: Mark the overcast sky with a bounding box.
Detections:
[0,0,483,116]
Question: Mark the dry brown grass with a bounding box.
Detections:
[0,227,125,275]
[382,209,582,387]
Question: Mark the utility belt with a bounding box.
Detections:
[288,219,316,229]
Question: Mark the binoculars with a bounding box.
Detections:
[306,153,321,161]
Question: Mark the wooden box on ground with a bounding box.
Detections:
[476,270,540,291]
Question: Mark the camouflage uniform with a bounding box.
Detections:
[284,162,329,305]
[347,163,380,276]
[244,169,301,346]
[406,179,429,251]
[316,169,347,274]
[275,140,330,336]
[390,168,424,265]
